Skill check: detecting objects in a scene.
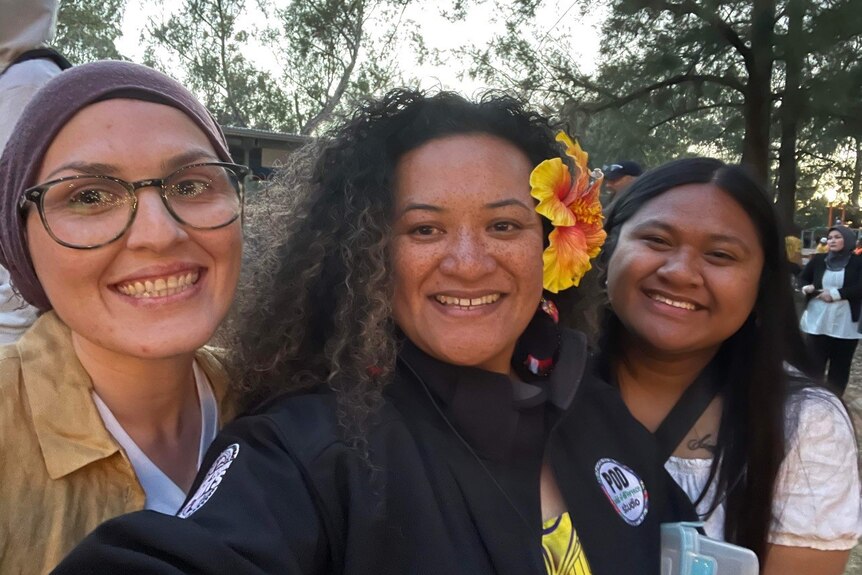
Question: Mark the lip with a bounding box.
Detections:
[642,289,705,313]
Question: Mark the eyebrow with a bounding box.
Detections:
[398,197,533,217]
[631,219,752,252]
[43,148,219,181]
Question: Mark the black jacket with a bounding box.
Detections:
[55,331,693,575]
[799,253,862,321]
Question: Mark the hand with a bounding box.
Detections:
[816,291,834,302]
[802,285,815,295]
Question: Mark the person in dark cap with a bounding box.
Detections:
[603,160,643,198]
[0,60,244,573]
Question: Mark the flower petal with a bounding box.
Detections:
[542,225,607,292]
[530,159,576,227]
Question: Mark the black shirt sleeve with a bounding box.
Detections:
[53,415,331,574]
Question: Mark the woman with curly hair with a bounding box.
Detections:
[57,91,696,575]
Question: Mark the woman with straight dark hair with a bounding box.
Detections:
[589,158,861,574]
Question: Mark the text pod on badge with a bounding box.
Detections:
[594,458,649,526]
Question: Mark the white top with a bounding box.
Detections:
[0,56,60,344]
[799,269,862,339]
[0,265,37,345]
[92,361,219,514]
[665,387,862,550]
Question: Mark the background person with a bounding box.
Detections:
[595,158,860,574]
[0,60,244,573]
[816,237,829,253]
[56,91,690,575]
[0,0,69,343]
[799,226,862,395]
[602,160,642,199]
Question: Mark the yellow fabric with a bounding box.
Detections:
[542,512,592,575]
[0,311,234,574]
[816,243,829,254]
[785,236,802,266]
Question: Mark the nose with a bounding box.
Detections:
[438,228,497,280]
[124,188,189,251]
[655,248,704,287]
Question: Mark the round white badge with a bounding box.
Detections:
[594,458,649,526]
[178,443,240,518]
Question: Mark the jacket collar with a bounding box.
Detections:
[19,311,232,480]
[396,329,587,463]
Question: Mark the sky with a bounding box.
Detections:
[116,0,605,95]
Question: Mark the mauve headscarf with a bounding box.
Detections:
[0,60,231,311]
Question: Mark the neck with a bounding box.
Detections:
[614,332,718,432]
[72,332,199,439]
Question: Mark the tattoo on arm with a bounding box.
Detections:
[687,434,717,454]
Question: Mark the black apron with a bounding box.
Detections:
[551,362,722,575]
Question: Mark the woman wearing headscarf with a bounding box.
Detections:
[799,225,862,394]
[55,91,696,574]
[0,60,244,573]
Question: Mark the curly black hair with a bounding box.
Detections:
[230,89,594,448]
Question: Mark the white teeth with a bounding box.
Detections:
[117,270,200,299]
[434,293,501,309]
[650,294,696,310]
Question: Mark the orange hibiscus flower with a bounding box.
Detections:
[530,132,606,292]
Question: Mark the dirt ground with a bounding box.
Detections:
[841,351,862,574]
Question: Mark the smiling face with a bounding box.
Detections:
[390,133,545,374]
[606,183,763,359]
[26,99,242,360]
[827,229,845,252]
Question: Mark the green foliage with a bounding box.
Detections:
[465,0,862,228]
[146,0,416,134]
[54,0,126,63]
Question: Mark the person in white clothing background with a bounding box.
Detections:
[798,225,862,395]
[0,0,69,343]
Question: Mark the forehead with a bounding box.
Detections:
[393,133,534,206]
[38,99,216,178]
[626,183,760,242]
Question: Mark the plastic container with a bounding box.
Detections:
[661,522,759,575]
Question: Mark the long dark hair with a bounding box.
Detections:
[600,157,814,562]
[231,89,581,448]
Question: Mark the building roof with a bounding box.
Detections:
[222,126,311,145]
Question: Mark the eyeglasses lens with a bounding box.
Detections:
[41,178,134,247]
[164,164,242,228]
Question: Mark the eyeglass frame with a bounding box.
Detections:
[18,161,250,250]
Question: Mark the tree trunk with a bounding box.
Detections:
[740,0,776,186]
[852,136,862,208]
[776,0,805,228]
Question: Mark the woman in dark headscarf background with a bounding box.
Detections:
[799,225,862,394]
[0,60,245,573]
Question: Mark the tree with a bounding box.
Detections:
[464,0,862,229]
[146,0,414,134]
[54,0,126,63]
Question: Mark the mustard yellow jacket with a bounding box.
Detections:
[0,312,233,574]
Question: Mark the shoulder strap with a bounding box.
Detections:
[2,48,72,77]
[653,364,723,461]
